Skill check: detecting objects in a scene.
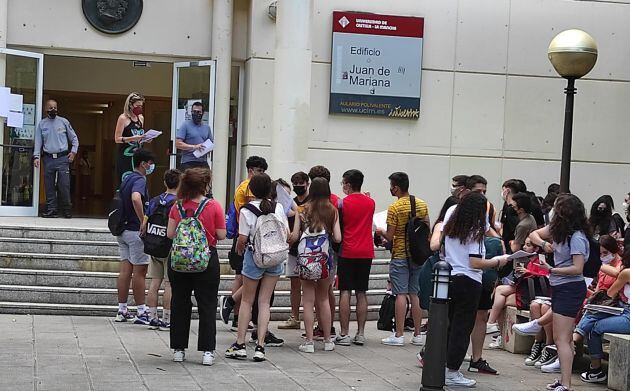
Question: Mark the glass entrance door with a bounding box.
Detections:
[0,49,43,216]
[170,60,216,168]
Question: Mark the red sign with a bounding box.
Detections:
[332,11,424,38]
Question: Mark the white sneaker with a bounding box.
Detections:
[512,320,542,336]
[486,322,500,334]
[202,351,215,366]
[324,341,335,351]
[299,341,315,353]
[335,335,352,346]
[173,349,185,362]
[541,357,561,373]
[352,334,366,346]
[488,335,503,349]
[411,334,424,346]
[445,370,477,388]
[381,334,404,346]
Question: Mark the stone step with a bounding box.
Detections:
[0,301,382,321]
[0,268,389,290]
[0,284,387,307]
[0,252,392,274]
[0,225,113,242]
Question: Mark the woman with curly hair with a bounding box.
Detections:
[441,192,509,387]
[529,193,590,391]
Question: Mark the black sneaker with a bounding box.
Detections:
[265,332,284,347]
[535,346,558,368]
[253,344,266,362]
[525,341,544,366]
[468,358,499,375]
[580,367,607,383]
[220,296,233,324]
[225,342,247,359]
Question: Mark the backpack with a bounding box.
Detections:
[107,175,135,236]
[243,202,289,268]
[377,293,397,331]
[170,199,211,273]
[225,202,239,239]
[405,195,432,265]
[330,198,343,254]
[297,228,331,280]
[515,273,550,310]
[142,194,176,258]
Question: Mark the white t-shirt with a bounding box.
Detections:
[238,200,289,241]
[441,205,488,283]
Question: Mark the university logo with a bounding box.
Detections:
[82,0,143,34]
[339,16,350,28]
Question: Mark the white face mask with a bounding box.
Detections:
[623,202,629,213]
[450,185,457,196]
[601,254,614,264]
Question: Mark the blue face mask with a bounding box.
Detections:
[145,163,155,175]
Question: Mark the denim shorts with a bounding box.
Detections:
[242,248,284,280]
[551,280,587,318]
[389,258,422,295]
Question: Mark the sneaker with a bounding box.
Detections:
[133,312,151,325]
[541,357,561,373]
[580,367,607,383]
[381,334,404,346]
[299,341,315,353]
[253,345,266,362]
[225,342,247,359]
[416,352,424,368]
[230,318,239,331]
[202,351,215,366]
[330,327,337,340]
[486,322,500,334]
[159,321,170,331]
[546,379,562,390]
[173,349,185,362]
[468,358,499,375]
[219,296,233,324]
[551,386,571,391]
[525,341,545,366]
[265,332,284,347]
[488,335,503,349]
[419,323,428,334]
[312,325,324,341]
[411,334,424,346]
[404,318,415,331]
[352,334,366,346]
[445,370,477,388]
[512,320,542,336]
[148,318,166,330]
[335,335,352,346]
[278,315,300,330]
[535,346,558,368]
[114,311,134,322]
[324,341,335,351]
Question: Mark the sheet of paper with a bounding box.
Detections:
[373,210,387,232]
[15,125,35,140]
[584,277,593,287]
[275,183,294,215]
[507,250,536,260]
[22,104,36,125]
[176,109,186,130]
[9,94,23,112]
[193,139,214,158]
[7,111,24,128]
[0,87,10,117]
[141,129,162,141]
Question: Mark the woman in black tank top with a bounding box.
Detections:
[115,92,146,183]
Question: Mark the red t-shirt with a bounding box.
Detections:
[596,257,623,291]
[330,193,340,207]
[340,193,375,259]
[169,199,226,247]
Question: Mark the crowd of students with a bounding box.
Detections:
[109,149,630,391]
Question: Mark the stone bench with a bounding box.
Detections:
[603,333,630,391]
[500,306,534,353]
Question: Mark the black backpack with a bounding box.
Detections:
[108,189,125,236]
[142,194,176,258]
[377,293,397,331]
[406,195,432,265]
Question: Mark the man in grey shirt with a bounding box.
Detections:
[33,99,79,218]
[175,101,213,170]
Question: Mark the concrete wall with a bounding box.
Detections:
[242,0,630,215]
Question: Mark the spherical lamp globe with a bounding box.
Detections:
[548,29,598,79]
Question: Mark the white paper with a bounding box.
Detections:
[9,94,23,112]
[192,139,214,158]
[507,250,536,260]
[0,87,10,117]
[141,129,162,141]
[275,183,294,215]
[585,277,594,287]
[22,104,35,125]
[7,111,24,128]
[176,109,186,130]
[373,210,388,232]
[15,125,35,140]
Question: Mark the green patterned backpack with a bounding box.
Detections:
[170,199,211,273]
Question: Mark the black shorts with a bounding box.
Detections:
[551,280,587,318]
[477,285,494,310]
[228,237,244,275]
[337,258,372,292]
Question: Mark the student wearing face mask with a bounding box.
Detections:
[33,99,80,218]
[176,102,214,171]
[115,92,146,182]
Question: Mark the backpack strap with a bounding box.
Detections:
[194,198,210,218]
[409,195,417,219]
[242,203,263,217]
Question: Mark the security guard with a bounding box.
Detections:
[33,99,79,218]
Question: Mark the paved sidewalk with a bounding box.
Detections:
[1,315,610,391]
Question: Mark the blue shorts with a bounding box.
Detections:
[389,258,422,295]
[551,280,586,318]
[242,248,284,280]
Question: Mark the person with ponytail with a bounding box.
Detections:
[115,92,147,182]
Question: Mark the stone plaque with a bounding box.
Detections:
[82,0,143,34]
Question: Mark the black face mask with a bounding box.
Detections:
[293,186,307,196]
[192,112,203,124]
[47,109,57,119]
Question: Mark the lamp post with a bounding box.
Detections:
[547,29,598,193]
[420,261,452,391]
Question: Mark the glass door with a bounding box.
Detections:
[0,49,43,216]
[170,60,216,168]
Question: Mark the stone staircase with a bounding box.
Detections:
[0,223,390,320]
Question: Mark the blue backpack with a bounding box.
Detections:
[226,202,238,239]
